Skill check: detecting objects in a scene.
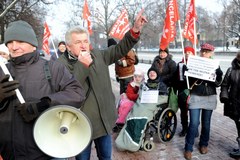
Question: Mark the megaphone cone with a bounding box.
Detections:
[33,105,92,158]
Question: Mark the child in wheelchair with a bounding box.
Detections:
[113,68,145,132]
[115,67,176,152]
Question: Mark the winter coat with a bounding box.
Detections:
[220,58,240,120]
[125,81,140,102]
[188,69,222,96]
[115,49,136,79]
[0,52,85,160]
[50,50,64,61]
[58,30,139,139]
[151,54,177,87]
[172,61,189,93]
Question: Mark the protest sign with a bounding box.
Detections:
[140,90,159,103]
[185,55,219,82]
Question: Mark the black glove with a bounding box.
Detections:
[116,76,119,82]
[215,67,223,76]
[16,97,50,122]
[182,64,188,72]
[117,60,123,66]
[215,67,223,81]
[0,75,19,102]
[220,97,229,104]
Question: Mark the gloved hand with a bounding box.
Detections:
[117,60,123,66]
[16,97,50,122]
[220,97,229,104]
[0,74,19,102]
[182,64,188,72]
[116,76,119,82]
[215,67,223,81]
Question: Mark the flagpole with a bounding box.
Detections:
[50,37,58,59]
[0,61,25,104]
[178,20,190,89]
[193,17,197,55]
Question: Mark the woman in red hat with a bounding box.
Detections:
[184,43,223,160]
[172,46,195,137]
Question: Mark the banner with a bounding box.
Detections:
[42,22,51,55]
[160,0,179,50]
[109,9,130,40]
[83,0,93,35]
[182,0,197,44]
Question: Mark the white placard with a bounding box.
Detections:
[140,90,158,103]
[185,55,219,82]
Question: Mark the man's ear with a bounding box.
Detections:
[66,45,71,52]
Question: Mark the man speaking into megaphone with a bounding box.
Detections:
[58,9,147,160]
[0,20,86,160]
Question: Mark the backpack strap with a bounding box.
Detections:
[43,60,54,92]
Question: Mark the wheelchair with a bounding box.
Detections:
[142,102,177,152]
[114,87,178,152]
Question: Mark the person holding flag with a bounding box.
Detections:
[58,9,147,160]
[172,46,195,137]
[0,20,85,160]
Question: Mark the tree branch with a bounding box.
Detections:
[0,0,19,18]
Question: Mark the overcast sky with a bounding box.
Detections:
[196,0,224,13]
[47,0,227,41]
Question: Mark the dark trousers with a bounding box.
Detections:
[178,91,189,130]
[119,77,133,94]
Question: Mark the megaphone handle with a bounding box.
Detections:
[0,61,25,104]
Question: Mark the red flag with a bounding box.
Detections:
[160,0,180,50]
[42,22,51,55]
[109,9,130,40]
[182,0,197,44]
[83,0,93,35]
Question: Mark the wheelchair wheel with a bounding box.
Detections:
[157,108,177,143]
[143,140,155,152]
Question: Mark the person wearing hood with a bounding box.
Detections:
[0,44,10,64]
[151,47,177,90]
[145,67,160,90]
[0,20,85,159]
[113,68,145,132]
[220,52,240,159]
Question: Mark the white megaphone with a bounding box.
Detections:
[33,105,92,158]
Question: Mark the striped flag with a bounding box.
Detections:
[83,0,93,35]
[109,9,130,40]
[42,22,51,55]
[182,0,198,44]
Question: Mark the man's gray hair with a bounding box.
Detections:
[65,26,90,45]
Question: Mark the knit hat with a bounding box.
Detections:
[4,20,38,47]
[58,41,66,47]
[200,43,214,51]
[184,46,195,55]
[107,38,117,47]
[0,44,9,55]
[147,67,159,80]
[159,48,169,54]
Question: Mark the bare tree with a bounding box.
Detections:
[0,0,52,44]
